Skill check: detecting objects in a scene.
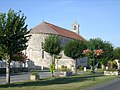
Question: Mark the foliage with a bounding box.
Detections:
[0,9,30,61]
[78,66,84,71]
[101,41,114,65]
[113,47,120,60]
[88,38,114,66]
[11,52,28,63]
[83,49,104,58]
[89,59,99,66]
[43,35,62,77]
[64,40,87,74]
[107,60,118,69]
[50,64,55,77]
[43,35,61,56]
[0,9,30,84]
[64,40,87,59]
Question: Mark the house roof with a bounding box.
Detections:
[30,21,86,40]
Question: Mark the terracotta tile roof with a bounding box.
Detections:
[30,21,86,40]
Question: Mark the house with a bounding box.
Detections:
[25,21,87,69]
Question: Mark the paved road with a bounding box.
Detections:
[0,72,60,84]
[84,78,120,90]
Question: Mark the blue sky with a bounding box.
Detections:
[0,0,120,47]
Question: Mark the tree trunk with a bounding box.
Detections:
[6,60,10,85]
[51,55,55,77]
[75,59,77,75]
[51,72,54,77]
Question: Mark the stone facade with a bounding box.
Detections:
[25,21,87,69]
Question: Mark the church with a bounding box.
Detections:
[25,21,87,69]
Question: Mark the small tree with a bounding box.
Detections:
[11,52,28,67]
[43,35,61,77]
[64,40,86,74]
[113,47,120,69]
[0,9,30,84]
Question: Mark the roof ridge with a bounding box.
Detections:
[42,21,59,34]
[30,21,59,34]
[44,21,86,40]
[31,21,86,40]
[44,21,75,34]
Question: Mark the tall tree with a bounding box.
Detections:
[43,35,61,77]
[0,9,30,84]
[64,40,87,74]
[112,47,120,69]
[113,47,120,60]
[88,38,114,69]
[101,41,114,68]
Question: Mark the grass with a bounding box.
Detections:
[0,71,117,90]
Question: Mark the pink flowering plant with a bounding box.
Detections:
[83,49,104,57]
[94,49,104,56]
[83,49,92,56]
[83,49,104,67]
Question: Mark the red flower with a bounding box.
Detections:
[83,49,92,56]
[94,49,104,56]
[83,49,104,56]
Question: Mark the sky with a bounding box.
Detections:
[0,0,120,47]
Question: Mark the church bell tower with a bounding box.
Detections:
[72,21,79,35]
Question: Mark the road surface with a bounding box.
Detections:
[0,72,60,84]
[84,77,120,90]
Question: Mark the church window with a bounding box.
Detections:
[42,50,44,58]
[74,25,77,30]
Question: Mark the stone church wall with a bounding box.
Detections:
[26,33,87,69]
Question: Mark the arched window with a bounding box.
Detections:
[74,25,77,30]
[42,50,44,58]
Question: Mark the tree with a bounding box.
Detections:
[12,52,28,67]
[101,41,114,68]
[64,40,87,74]
[113,47,120,69]
[43,35,61,77]
[0,9,30,84]
[113,47,120,60]
[88,38,114,69]
[87,38,104,63]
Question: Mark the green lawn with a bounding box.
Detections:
[0,73,116,90]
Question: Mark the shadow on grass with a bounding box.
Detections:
[0,74,104,88]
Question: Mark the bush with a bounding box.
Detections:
[78,66,84,71]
